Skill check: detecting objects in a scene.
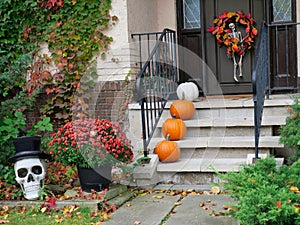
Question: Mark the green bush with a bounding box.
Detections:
[219,157,300,225]
[280,96,300,161]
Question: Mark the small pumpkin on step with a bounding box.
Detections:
[170,94,195,120]
[162,116,186,141]
[176,82,199,101]
[154,134,181,163]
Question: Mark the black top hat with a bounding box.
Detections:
[9,136,51,163]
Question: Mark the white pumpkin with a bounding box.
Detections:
[176,82,199,101]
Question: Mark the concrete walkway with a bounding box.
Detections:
[104,184,240,225]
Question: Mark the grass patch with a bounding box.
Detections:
[1,203,110,225]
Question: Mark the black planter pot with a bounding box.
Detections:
[77,165,112,192]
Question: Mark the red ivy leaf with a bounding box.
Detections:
[48,198,57,208]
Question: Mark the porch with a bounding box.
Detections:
[128,94,291,185]
[127,19,299,185]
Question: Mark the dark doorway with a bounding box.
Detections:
[177,0,265,95]
[268,0,297,93]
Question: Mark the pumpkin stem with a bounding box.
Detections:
[166,134,171,141]
[182,91,185,100]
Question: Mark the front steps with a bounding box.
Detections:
[132,94,293,185]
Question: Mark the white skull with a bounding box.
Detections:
[14,158,46,200]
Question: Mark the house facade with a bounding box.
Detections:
[98,0,299,96]
[93,0,299,183]
[94,0,300,149]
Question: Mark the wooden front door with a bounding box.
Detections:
[177,0,264,95]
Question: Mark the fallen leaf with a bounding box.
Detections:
[152,195,164,199]
[199,202,205,207]
[181,191,187,197]
[167,191,177,196]
[48,198,57,208]
[92,222,102,225]
[206,199,212,203]
[90,211,98,218]
[54,215,64,223]
[126,203,132,207]
[0,220,9,224]
[203,191,211,195]
[102,213,110,220]
[139,192,148,197]
[203,205,211,210]
[174,201,182,206]
[210,210,217,216]
[134,221,142,225]
[41,207,48,213]
[1,206,9,212]
[211,186,221,195]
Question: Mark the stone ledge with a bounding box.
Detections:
[133,154,159,179]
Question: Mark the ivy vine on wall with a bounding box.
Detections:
[0,0,113,122]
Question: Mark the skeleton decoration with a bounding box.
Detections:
[228,23,244,82]
[14,158,46,200]
[207,11,258,83]
[9,136,50,200]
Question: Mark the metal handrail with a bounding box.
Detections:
[252,22,269,159]
[132,29,177,157]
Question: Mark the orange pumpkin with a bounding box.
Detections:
[162,117,186,141]
[154,135,180,162]
[170,99,195,120]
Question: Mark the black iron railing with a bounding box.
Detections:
[132,29,177,157]
[252,22,269,159]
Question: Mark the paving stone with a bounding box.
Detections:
[103,192,181,225]
[105,184,128,200]
[108,191,134,207]
[164,194,240,225]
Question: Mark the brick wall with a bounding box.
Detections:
[93,80,135,124]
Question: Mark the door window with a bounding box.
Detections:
[183,0,200,29]
[272,0,292,22]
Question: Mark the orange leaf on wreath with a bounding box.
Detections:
[232,44,239,52]
[251,27,258,36]
[227,12,235,18]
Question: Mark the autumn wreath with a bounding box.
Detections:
[207,11,258,56]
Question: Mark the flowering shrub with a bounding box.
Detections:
[207,11,258,57]
[48,118,133,168]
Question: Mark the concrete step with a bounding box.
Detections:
[174,148,270,159]
[157,116,287,127]
[164,94,293,109]
[157,158,247,172]
[156,157,285,173]
[149,136,283,150]
[161,105,289,120]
